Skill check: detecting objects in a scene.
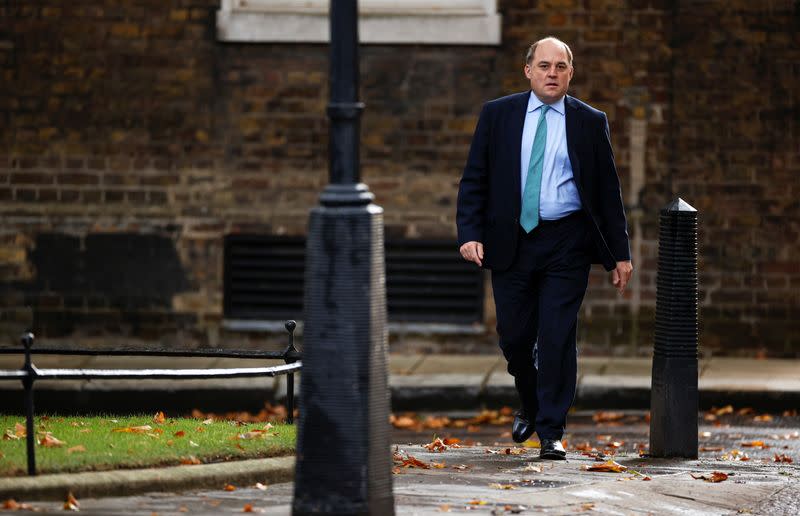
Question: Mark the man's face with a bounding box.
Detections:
[524,40,573,104]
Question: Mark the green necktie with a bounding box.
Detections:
[520,105,549,233]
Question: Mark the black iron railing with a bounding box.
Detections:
[0,320,301,476]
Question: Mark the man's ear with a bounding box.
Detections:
[524,64,532,79]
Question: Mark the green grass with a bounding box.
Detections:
[0,415,295,476]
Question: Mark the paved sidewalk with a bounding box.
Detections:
[1,353,798,412]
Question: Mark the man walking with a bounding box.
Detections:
[456,37,633,460]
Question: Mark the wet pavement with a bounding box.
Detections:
[7,410,799,515]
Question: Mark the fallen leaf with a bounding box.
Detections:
[451,464,471,471]
[431,462,446,469]
[235,430,271,440]
[713,405,734,416]
[753,414,774,422]
[195,426,206,433]
[189,440,200,447]
[443,437,461,446]
[438,504,451,512]
[202,418,213,425]
[521,440,540,448]
[2,499,32,510]
[422,416,451,429]
[78,428,91,434]
[112,425,153,434]
[39,433,66,447]
[783,409,798,417]
[67,445,86,454]
[700,446,724,452]
[224,484,236,491]
[153,411,166,424]
[254,482,268,490]
[581,502,595,510]
[583,460,627,473]
[774,454,793,463]
[243,503,254,512]
[488,483,516,490]
[64,492,80,511]
[390,415,418,429]
[737,407,755,416]
[741,440,769,449]
[3,430,19,440]
[180,456,201,465]
[691,471,728,483]
[467,500,487,506]
[424,437,448,452]
[721,449,750,461]
[14,422,26,437]
[593,411,625,423]
[174,431,186,437]
[178,506,189,513]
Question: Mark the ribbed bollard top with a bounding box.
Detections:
[654,198,698,358]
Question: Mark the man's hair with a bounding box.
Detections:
[525,36,573,66]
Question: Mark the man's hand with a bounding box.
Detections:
[611,260,633,294]
[460,241,484,267]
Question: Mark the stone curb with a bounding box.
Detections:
[0,455,295,502]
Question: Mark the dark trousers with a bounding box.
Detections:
[491,211,592,440]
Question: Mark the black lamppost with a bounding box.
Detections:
[292,1,394,514]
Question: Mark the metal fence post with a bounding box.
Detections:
[283,320,298,424]
[650,198,699,458]
[21,332,37,476]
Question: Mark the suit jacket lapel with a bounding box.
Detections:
[565,95,583,186]
[509,91,529,215]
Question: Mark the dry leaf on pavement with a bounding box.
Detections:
[254,482,268,490]
[740,441,769,449]
[593,411,625,423]
[467,500,487,506]
[773,454,793,463]
[582,460,627,473]
[64,492,80,511]
[224,484,236,491]
[753,414,773,422]
[424,437,448,452]
[488,483,516,490]
[522,464,543,473]
[691,471,729,482]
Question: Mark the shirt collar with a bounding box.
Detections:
[527,92,565,116]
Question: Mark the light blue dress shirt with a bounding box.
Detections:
[520,93,582,220]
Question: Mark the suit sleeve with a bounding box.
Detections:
[456,103,491,246]
[595,113,631,263]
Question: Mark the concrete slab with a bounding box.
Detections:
[388,353,425,375]
[412,354,500,375]
[390,374,484,389]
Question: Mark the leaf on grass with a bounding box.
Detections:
[195,426,206,433]
[64,492,80,511]
[112,425,153,434]
[78,428,91,434]
[3,430,19,440]
[174,431,186,437]
[189,440,200,447]
[153,411,166,424]
[582,460,627,473]
[39,432,66,447]
[488,483,516,490]
[67,445,86,454]
[202,418,213,425]
[774,454,793,463]
[254,482,268,491]
[224,484,236,491]
[180,456,201,465]
[691,471,729,483]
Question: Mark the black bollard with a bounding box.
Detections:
[21,332,37,475]
[292,1,393,514]
[650,198,699,458]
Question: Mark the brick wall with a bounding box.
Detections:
[0,1,797,356]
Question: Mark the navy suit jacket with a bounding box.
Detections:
[456,92,631,272]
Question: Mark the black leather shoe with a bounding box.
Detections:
[539,439,567,460]
[511,410,535,443]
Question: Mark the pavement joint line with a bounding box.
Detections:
[478,356,503,394]
[405,354,428,375]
